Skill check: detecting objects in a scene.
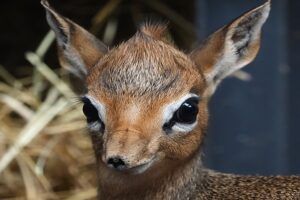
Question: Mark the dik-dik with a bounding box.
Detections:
[42,0,300,199]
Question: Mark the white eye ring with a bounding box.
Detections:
[162,93,199,133]
[88,121,103,132]
[83,95,106,133]
[84,95,106,124]
[172,122,197,133]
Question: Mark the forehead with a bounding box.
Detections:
[87,33,203,101]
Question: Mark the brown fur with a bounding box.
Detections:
[42,0,300,199]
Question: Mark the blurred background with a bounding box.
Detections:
[0,0,299,199]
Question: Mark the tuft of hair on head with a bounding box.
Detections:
[139,21,173,44]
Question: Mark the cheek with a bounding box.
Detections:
[158,129,203,160]
[146,132,162,154]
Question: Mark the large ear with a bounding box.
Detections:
[190,1,271,97]
[41,0,107,78]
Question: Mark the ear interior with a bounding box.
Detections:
[41,0,107,78]
[190,1,271,96]
[227,0,270,62]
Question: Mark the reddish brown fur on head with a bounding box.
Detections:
[42,0,270,179]
[86,30,206,174]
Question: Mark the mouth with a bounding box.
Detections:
[127,157,156,174]
[109,156,157,175]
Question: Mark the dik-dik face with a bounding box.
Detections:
[42,0,270,175]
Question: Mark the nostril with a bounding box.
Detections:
[107,157,126,169]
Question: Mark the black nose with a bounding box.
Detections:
[107,157,126,169]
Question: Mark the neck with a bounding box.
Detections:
[97,152,203,200]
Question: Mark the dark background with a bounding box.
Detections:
[1,0,299,176]
[199,0,300,175]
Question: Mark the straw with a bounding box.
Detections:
[0,92,69,173]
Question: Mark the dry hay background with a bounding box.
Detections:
[0,0,199,200]
[0,1,250,199]
[0,1,199,199]
[0,31,97,199]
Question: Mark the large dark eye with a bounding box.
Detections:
[163,97,199,132]
[81,97,100,123]
[173,97,199,124]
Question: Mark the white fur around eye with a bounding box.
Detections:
[88,121,103,132]
[162,93,199,133]
[172,122,197,132]
[84,95,106,131]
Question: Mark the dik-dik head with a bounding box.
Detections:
[42,0,270,175]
